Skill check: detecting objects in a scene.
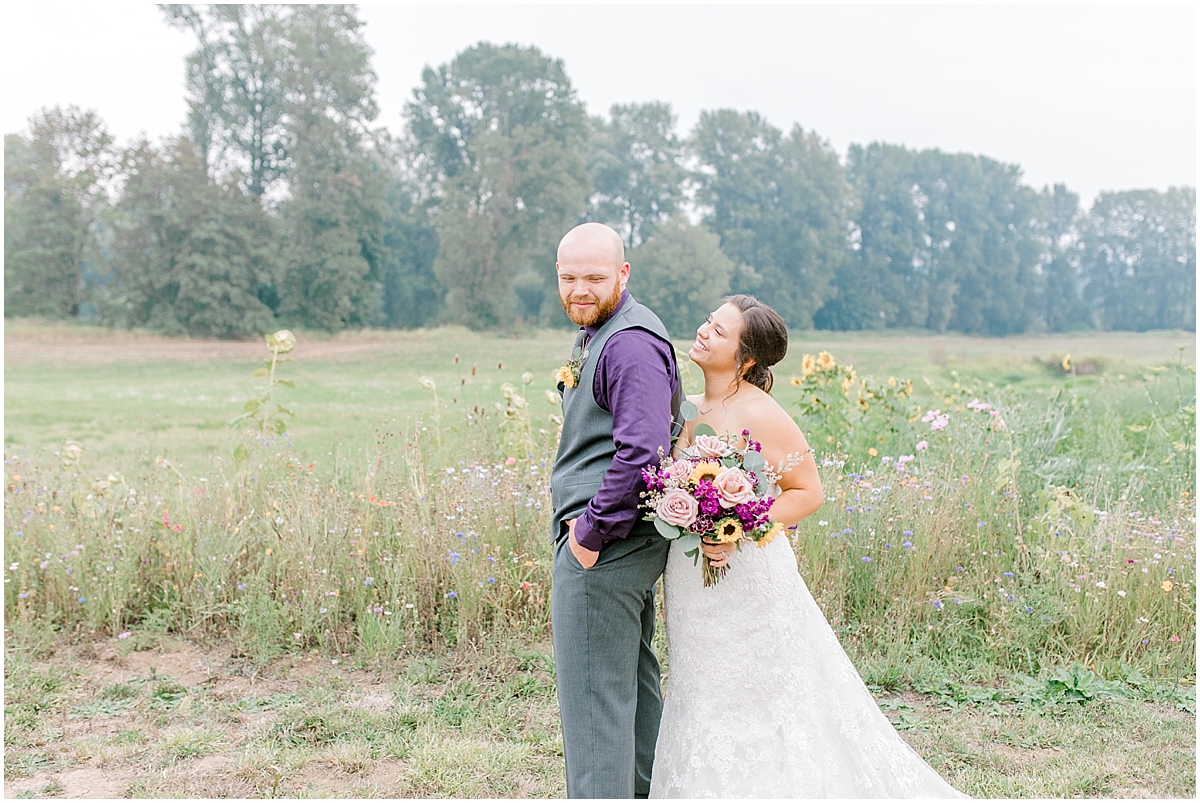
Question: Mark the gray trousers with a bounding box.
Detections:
[551,532,671,799]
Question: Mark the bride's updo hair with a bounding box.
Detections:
[726,294,788,393]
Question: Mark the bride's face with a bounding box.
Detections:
[689,303,744,372]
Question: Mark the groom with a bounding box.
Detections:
[550,222,682,799]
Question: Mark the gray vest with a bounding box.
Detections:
[550,297,681,542]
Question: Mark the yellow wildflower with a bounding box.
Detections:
[868,447,878,457]
[801,354,816,378]
[888,376,897,387]
[790,375,802,386]
[757,521,785,548]
[712,517,743,544]
[1061,354,1072,372]
[816,351,834,371]
[1162,580,1174,592]
[689,461,723,486]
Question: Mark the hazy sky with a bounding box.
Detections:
[3,3,1194,205]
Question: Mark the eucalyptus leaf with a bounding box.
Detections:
[679,399,699,421]
[677,533,701,563]
[693,423,717,438]
[743,450,766,473]
[653,517,682,540]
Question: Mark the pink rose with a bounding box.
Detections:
[713,467,756,508]
[694,434,731,458]
[656,488,699,528]
[663,458,693,482]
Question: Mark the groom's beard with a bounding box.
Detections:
[561,285,622,327]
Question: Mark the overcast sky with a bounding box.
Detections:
[3,3,1195,205]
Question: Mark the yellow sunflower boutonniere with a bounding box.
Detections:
[555,353,584,389]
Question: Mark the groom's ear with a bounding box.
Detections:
[619,261,630,289]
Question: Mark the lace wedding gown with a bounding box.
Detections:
[650,533,965,798]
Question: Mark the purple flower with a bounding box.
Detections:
[842,528,853,535]
[641,467,665,493]
[446,591,458,599]
[78,597,86,604]
[1003,571,1014,578]
[861,556,871,563]
[902,541,914,549]
[932,599,943,609]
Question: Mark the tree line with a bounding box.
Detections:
[5,5,1195,338]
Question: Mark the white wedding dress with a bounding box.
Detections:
[650,533,966,798]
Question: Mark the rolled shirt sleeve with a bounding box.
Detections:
[572,329,677,552]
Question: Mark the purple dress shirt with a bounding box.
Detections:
[572,292,679,552]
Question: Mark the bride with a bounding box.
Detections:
[650,294,965,799]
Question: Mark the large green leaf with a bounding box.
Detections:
[742,450,766,473]
[693,423,716,438]
[653,517,682,540]
[679,399,699,421]
[677,533,701,563]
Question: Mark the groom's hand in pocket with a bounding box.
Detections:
[567,519,599,569]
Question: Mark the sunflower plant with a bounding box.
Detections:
[789,351,918,457]
[229,330,297,438]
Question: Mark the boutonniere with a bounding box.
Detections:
[555,338,588,389]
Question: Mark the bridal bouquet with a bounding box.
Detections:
[640,425,786,587]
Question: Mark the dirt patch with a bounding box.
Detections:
[87,641,227,688]
[4,768,130,799]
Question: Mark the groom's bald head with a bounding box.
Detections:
[557,222,625,268]
[555,223,629,326]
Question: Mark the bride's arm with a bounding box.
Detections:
[747,398,822,527]
[702,397,823,564]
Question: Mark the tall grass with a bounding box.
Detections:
[4,352,1194,682]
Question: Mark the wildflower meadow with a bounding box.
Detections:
[4,325,1195,797]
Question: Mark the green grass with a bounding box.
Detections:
[5,321,1193,471]
[1,639,1193,798]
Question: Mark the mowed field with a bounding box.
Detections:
[4,321,1196,798]
[5,320,1193,472]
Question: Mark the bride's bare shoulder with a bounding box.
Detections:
[742,389,803,441]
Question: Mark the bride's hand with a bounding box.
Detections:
[700,540,736,566]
